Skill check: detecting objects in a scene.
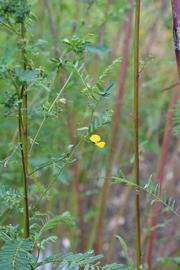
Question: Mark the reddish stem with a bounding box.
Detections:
[67,109,86,251]
[133,1,142,268]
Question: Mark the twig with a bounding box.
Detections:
[161,82,179,92]
[29,64,78,153]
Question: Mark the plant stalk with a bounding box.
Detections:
[134,0,142,269]
[19,20,30,238]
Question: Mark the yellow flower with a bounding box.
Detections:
[96,141,106,148]
[89,134,106,148]
[90,134,101,143]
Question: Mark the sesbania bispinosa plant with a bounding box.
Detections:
[0,1,179,270]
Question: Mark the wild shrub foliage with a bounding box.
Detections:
[0,1,179,270]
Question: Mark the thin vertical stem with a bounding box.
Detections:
[19,20,30,238]
[18,100,30,238]
[134,0,142,269]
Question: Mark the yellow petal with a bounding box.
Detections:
[95,141,106,148]
[90,134,101,143]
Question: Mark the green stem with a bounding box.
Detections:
[18,96,30,238]
[18,20,30,238]
[134,0,142,269]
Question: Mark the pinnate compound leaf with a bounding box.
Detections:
[41,212,76,233]
[0,239,35,270]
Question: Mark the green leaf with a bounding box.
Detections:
[0,240,35,270]
[112,177,180,217]
[40,235,58,249]
[0,186,22,218]
[86,44,111,56]
[41,212,75,233]
[38,250,130,270]
[15,67,40,82]
[103,263,128,269]
[77,127,89,132]
[36,255,60,267]
[115,235,133,267]
[96,82,114,97]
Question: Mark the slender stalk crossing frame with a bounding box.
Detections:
[18,19,30,238]
[134,0,142,268]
